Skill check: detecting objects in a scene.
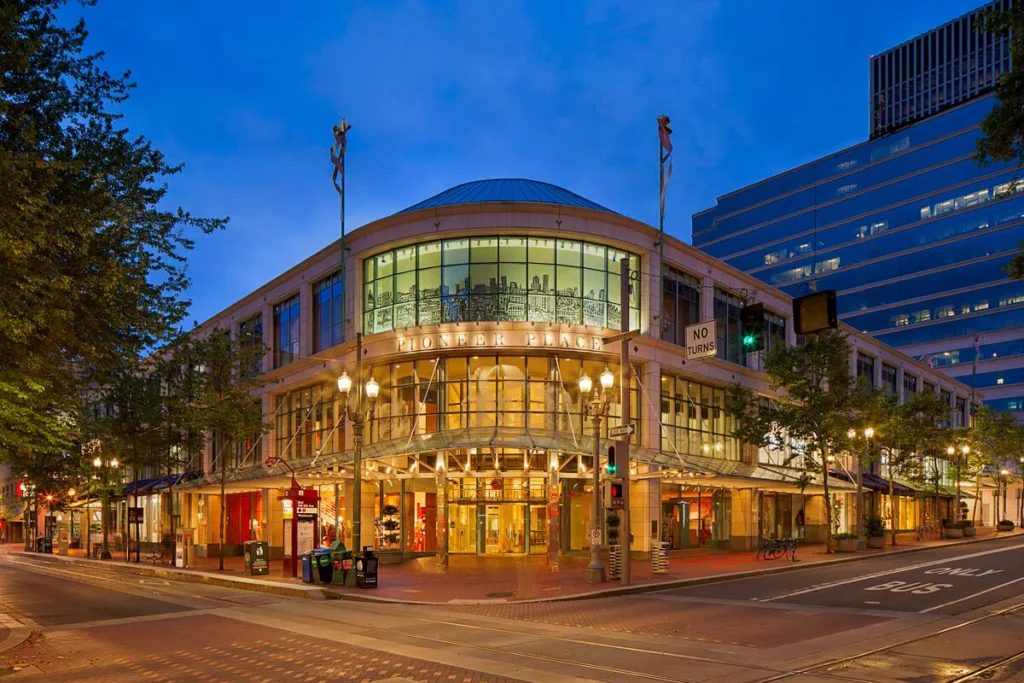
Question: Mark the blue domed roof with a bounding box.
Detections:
[396,179,617,215]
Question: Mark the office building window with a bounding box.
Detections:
[955,397,966,428]
[660,375,741,461]
[274,294,301,368]
[903,374,917,396]
[313,272,343,352]
[714,289,746,367]
[662,267,701,346]
[239,313,263,377]
[856,353,876,386]
[882,364,897,395]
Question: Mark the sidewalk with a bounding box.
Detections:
[11,527,1022,604]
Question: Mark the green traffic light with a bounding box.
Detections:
[607,464,617,475]
[743,334,756,347]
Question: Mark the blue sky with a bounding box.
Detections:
[79,0,982,324]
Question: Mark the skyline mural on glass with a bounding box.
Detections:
[364,236,639,334]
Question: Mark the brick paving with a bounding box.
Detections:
[67,527,1020,603]
[432,597,889,648]
[0,615,526,682]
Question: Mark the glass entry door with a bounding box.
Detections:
[484,504,526,554]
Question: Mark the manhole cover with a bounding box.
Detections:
[485,591,515,598]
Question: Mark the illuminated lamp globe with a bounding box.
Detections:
[578,373,593,395]
[365,376,380,400]
[337,371,352,395]
[600,367,615,391]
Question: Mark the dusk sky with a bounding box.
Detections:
[79,0,982,325]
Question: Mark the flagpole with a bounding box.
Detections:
[656,115,673,342]
[331,120,351,343]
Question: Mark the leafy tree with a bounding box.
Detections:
[965,406,1023,522]
[0,1,224,475]
[863,389,949,545]
[191,328,273,571]
[727,330,864,553]
[976,4,1024,278]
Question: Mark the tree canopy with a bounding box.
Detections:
[0,1,224,478]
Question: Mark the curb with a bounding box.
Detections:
[9,532,1022,606]
[0,613,32,654]
[9,553,332,600]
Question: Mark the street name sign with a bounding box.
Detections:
[685,320,717,360]
[609,424,634,437]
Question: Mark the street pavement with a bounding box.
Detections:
[1,539,1024,682]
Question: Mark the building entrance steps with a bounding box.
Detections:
[10,526,1021,604]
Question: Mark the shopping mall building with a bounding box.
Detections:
[164,179,975,563]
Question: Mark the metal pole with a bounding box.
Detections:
[856,440,865,549]
[584,407,606,583]
[658,146,665,342]
[619,256,632,586]
[353,331,363,551]
[331,119,350,344]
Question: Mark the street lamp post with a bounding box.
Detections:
[336,333,379,552]
[580,367,614,584]
[848,427,872,549]
[92,455,119,560]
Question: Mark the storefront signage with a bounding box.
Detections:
[685,321,716,360]
[397,330,603,353]
[128,507,144,524]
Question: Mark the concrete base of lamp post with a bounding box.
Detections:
[100,549,111,559]
[584,561,606,584]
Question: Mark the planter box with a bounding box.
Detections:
[997,522,1015,532]
[944,528,964,539]
[866,536,885,549]
[834,538,857,553]
[963,526,977,537]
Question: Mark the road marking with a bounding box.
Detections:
[864,581,952,595]
[758,542,1024,602]
[919,576,1024,614]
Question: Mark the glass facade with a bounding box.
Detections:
[661,267,701,346]
[364,355,640,445]
[275,382,345,461]
[659,375,742,461]
[313,272,343,352]
[273,294,300,369]
[239,313,263,377]
[363,237,640,333]
[694,93,1024,409]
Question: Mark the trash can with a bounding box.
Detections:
[329,542,353,586]
[300,553,315,584]
[243,540,269,576]
[36,537,52,554]
[355,546,378,589]
[313,547,333,584]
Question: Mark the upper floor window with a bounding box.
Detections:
[856,353,876,386]
[954,396,966,428]
[924,382,936,394]
[363,237,639,333]
[882,364,897,395]
[274,295,300,368]
[903,373,917,396]
[662,267,700,347]
[714,289,746,367]
[313,272,343,352]
[765,310,786,355]
[239,313,263,377]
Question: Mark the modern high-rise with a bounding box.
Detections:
[693,1,1024,416]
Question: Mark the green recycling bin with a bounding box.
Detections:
[313,548,333,583]
[329,541,353,586]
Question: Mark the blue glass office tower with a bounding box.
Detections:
[693,2,1024,415]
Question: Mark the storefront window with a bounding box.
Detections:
[275,382,346,461]
[366,356,640,445]
[364,237,640,332]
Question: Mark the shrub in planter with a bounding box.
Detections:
[963,520,977,537]
[997,519,1016,532]
[944,521,964,538]
[864,515,886,549]
[381,504,401,550]
[833,532,858,552]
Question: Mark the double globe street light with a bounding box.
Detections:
[580,367,615,584]
[847,427,873,548]
[92,456,119,560]
[336,369,379,551]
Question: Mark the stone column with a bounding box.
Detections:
[435,464,448,568]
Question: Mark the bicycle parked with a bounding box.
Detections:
[755,537,799,561]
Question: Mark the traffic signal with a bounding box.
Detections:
[606,445,617,475]
[740,303,765,352]
[793,290,837,335]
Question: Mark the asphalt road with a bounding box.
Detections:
[667,534,1024,616]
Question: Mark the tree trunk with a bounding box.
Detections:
[972,475,980,523]
[822,451,833,553]
[218,439,227,571]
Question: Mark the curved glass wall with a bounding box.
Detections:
[364,355,639,446]
[363,236,640,333]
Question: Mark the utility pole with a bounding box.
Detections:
[619,256,632,586]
